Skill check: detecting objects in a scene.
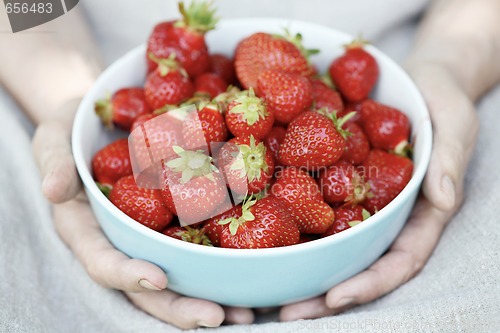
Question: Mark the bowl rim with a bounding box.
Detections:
[72,17,432,258]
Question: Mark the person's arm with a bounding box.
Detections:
[280,0,500,320]
[0,8,253,328]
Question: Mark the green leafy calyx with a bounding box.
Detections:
[229,88,268,126]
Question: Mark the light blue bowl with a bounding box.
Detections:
[72,18,432,307]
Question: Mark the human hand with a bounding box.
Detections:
[280,62,479,321]
[32,99,254,329]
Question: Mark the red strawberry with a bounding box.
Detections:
[163,225,212,246]
[146,1,217,77]
[322,205,370,237]
[263,126,287,164]
[257,70,313,124]
[92,139,132,186]
[235,32,316,90]
[361,150,413,214]
[329,40,379,102]
[182,102,228,151]
[130,113,156,132]
[194,73,228,99]
[218,135,274,195]
[218,196,300,249]
[271,167,334,234]
[360,100,411,153]
[203,205,242,247]
[110,175,173,231]
[161,147,231,225]
[144,55,195,110]
[279,111,349,170]
[339,101,364,124]
[341,122,370,165]
[95,88,151,130]
[209,53,237,85]
[225,89,274,140]
[317,160,370,205]
[310,79,344,113]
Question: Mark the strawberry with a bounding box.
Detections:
[161,147,231,225]
[95,88,151,130]
[182,102,228,151]
[234,31,316,90]
[110,175,173,231]
[271,167,334,234]
[209,53,237,85]
[361,150,413,214]
[322,205,370,237]
[194,73,228,99]
[339,101,363,124]
[225,88,274,140]
[360,100,411,154]
[163,225,213,246]
[146,1,217,77]
[329,39,379,102]
[213,86,241,114]
[263,126,287,164]
[130,113,156,132]
[317,160,370,206]
[218,135,274,195]
[279,111,349,170]
[310,79,344,113]
[257,69,313,124]
[298,234,319,244]
[92,139,132,186]
[340,122,370,165]
[218,196,300,249]
[144,55,195,110]
[203,205,242,247]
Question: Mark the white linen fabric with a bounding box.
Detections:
[2,0,500,332]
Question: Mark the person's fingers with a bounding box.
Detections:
[223,307,255,325]
[325,198,452,310]
[126,290,225,329]
[409,65,478,211]
[53,193,167,292]
[280,296,334,322]
[32,99,82,203]
[33,121,81,203]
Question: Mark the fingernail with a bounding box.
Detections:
[196,321,219,328]
[138,279,162,291]
[333,297,355,309]
[441,175,456,209]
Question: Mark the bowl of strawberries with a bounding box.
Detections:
[72,2,432,307]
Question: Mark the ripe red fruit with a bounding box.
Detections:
[95,88,151,130]
[110,175,173,231]
[194,73,228,99]
[130,113,156,132]
[218,196,300,249]
[209,53,237,85]
[257,69,313,124]
[360,100,411,153]
[317,160,370,206]
[225,89,274,140]
[204,205,242,247]
[218,135,274,195]
[279,111,348,170]
[163,225,213,246]
[263,126,287,164]
[92,139,132,186]
[160,147,230,225]
[146,1,217,77]
[361,150,413,214]
[235,32,316,90]
[329,40,379,102]
[310,79,344,113]
[144,56,195,110]
[339,101,364,124]
[341,122,370,165]
[271,167,335,234]
[182,103,228,151]
[322,205,370,237]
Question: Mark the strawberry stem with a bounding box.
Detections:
[177,1,219,34]
[95,95,113,129]
[219,196,257,235]
[229,135,269,183]
[96,182,112,198]
[148,53,187,77]
[229,88,268,126]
